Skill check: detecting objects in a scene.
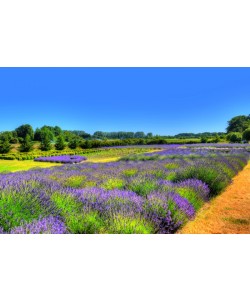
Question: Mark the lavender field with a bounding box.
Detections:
[0,145,249,234]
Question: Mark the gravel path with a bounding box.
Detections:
[180,162,250,234]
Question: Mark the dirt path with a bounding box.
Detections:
[180,162,250,234]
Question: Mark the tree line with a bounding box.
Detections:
[0,114,249,154]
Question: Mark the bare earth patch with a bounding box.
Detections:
[180,162,250,234]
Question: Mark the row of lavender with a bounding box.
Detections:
[34,155,87,164]
[0,146,249,234]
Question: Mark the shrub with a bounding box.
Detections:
[101,178,124,190]
[226,132,242,143]
[200,136,208,143]
[127,176,159,196]
[108,215,154,234]
[172,163,231,196]
[242,128,250,142]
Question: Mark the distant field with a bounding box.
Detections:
[0,147,160,172]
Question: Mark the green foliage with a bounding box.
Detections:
[51,193,105,233]
[172,165,230,196]
[122,169,138,177]
[226,132,242,143]
[64,176,86,188]
[0,190,48,231]
[107,215,154,234]
[66,212,106,234]
[15,124,34,140]
[0,131,17,143]
[242,128,250,142]
[101,178,124,190]
[0,139,11,154]
[40,128,52,151]
[19,134,33,152]
[34,128,42,141]
[211,134,220,143]
[200,136,208,143]
[128,178,158,197]
[165,163,179,169]
[176,187,204,211]
[55,135,66,150]
[226,115,250,133]
[68,138,79,149]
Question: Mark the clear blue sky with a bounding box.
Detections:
[0,68,249,135]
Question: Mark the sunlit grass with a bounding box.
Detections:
[0,160,60,173]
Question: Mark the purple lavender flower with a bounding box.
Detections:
[10,216,68,234]
[148,191,195,219]
[34,155,87,164]
[176,179,210,201]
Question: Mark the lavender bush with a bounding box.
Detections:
[34,155,87,164]
[0,144,249,234]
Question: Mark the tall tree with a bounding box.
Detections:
[19,134,33,152]
[40,128,52,151]
[55,135,66,150]
[226,115,250,133]
[15,124,34,140]
[0,137,11,154]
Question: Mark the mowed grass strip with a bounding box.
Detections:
[0,160,60,173]
[179,162,250,234]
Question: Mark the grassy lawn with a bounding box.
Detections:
[0,148,161,173]
[0,160,60,173]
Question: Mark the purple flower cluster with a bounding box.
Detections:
[0,144,249,234]
[68,187,144,216]
[176,179,210,201]
[34,155,87,164]
[148,191,196,219]
[10,216,67,234]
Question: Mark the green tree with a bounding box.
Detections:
[54,126,62,137]
[226,132,242,143]
[200,136,208,143]
[15,124,34,140]
[34,128,42,141]
[68,138,79,149]
[40,126,55,141]
[19,134,33,152]
[40,128,52,151]
[226,115,250,133]
[134,132,146,138]
[242,128,250,142]
[93,131,105,139]
[55,135,65,150]
[211,134,220,143]
[0,138,11,154]
[80,139,92,149]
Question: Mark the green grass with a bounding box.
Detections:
[0,160,60,173]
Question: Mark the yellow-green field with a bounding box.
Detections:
[0,160,60,173]
[0,148,160,173]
